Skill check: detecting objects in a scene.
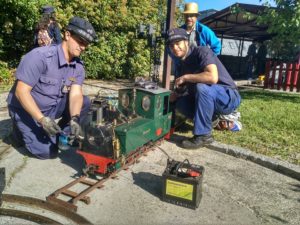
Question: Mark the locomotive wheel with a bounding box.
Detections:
[82,164,97,176]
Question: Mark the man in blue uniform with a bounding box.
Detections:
[167,28,241,149]
[181,2,221,55]
[7,16,97,159]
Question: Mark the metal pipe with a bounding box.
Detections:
[162,0,176,89]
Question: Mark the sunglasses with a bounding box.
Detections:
[185,14,198,18]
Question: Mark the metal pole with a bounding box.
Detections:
[162,0,176,89]
[238,37,246,79]
[220,33,224,55]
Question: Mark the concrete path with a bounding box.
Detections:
[0,120,299,224]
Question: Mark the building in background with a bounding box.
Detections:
[198,3,272,79]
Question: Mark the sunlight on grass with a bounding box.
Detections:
[213,89,300,165]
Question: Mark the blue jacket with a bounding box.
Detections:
[181,21,221,55]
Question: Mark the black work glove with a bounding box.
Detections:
[39,117,62,136]
[70,115,81,138]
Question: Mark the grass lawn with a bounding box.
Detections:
[213,88,300,165]
[176,88,300,165]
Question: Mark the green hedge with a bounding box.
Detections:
[0,0,173,80]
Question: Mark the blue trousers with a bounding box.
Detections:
[8,95,90,159]
[176,83,241,136]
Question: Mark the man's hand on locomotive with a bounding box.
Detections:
[175,76,186,88]
[70,115,81,137]
[39,117,62,136]
[170,75,188,102]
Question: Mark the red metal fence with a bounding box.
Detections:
[264,61,300,92]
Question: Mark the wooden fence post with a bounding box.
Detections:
[270,61,277,89]
[284,63,292,91]
[296,63,300,92]
[277,63,284,90]
[264,60,271,88]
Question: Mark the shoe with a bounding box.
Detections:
[4,122,25,148]
[181,134,214,149]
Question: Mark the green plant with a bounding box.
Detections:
[213,89,300,165]
[0,0,173,80]
[0,61,14,85]
[176,89,300,165]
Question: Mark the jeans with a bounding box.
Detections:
[176,83,241,136]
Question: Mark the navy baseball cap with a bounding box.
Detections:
[41,5,55,14]
[66,17,98,44]
[166,28,188,44]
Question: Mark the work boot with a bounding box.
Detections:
[181,134,214,149]
[4,122,24,148]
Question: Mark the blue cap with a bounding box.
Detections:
[41,5,55,14]
[66,16,98,44]
[166,28,188,44]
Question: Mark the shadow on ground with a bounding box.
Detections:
[0,119,12,140]
[59,148,86,177]
[131,171,162,199]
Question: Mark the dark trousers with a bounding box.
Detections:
[176,83,241,136]
[8,95,90,159]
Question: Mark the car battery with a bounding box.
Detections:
[162,159,204,209]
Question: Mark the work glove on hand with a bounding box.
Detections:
[39,117,62,136]
[70,115,81,138]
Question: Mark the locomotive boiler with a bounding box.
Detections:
[77,84,172,175]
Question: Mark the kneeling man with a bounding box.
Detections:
[167,28,241,149]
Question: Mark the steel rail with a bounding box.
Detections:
[0,208,62,224]
[1,194,93,224]
[46,139,162,211]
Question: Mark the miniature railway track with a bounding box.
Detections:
[0,145,12,159]
[0,194,92,224]
[46,140,163,211]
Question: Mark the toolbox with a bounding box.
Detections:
[162,159,204,209]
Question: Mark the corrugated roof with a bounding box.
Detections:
[201,3,275,41]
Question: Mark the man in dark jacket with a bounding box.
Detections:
[34,6,62,47]
[167,28,241,149]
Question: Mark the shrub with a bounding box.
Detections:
[0,61,14,85]
[0,0,172,80]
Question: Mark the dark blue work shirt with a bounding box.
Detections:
[7,44,85,112]
[176,46,237,89]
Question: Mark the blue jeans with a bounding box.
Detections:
[176,83,241,135]
[8,95,90,159]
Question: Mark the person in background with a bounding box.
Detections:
[256,41,268,76]
[167,28,241,149]
[180,2,221,55]
[33,5,62,47]
[246,41,257,79]
[7,17,97,159]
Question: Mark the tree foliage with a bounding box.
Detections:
[0,0,169,79]
[257,0,300,60]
